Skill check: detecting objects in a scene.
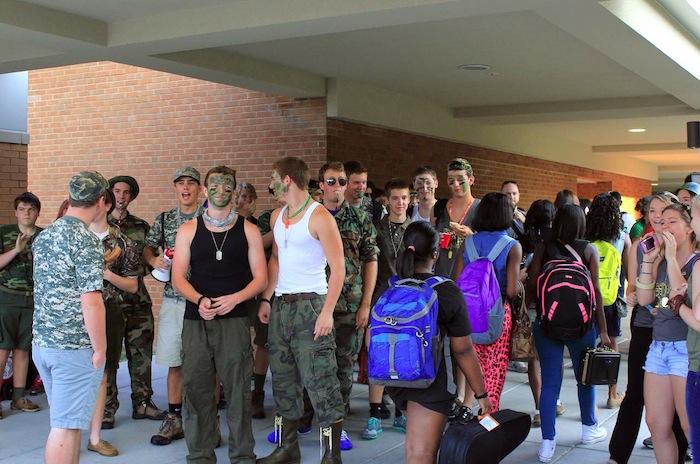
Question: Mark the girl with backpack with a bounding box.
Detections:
[527,204,612,463]
[452,192,523,412]
[385,221,491,464]
[585,193,631,409]
[669,196,700,464]
[608,193,689,464]
[635,202,699,464]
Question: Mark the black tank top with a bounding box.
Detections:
[185,215,253,320]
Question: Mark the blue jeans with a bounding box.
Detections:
[687,370,700,462]
[533,322,597,440]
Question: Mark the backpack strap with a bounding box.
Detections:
[486,235,514,262]
[564,243,584,264]
[465,235,479,262]
[425,275,449,288]
[160,211,166,249]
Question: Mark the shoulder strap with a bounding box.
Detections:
[425,275,449,288]
[486,235,514,262]
[465,235,479,262]
[160,212,165,248]
[564,243,583,264]
[682,253,700,277]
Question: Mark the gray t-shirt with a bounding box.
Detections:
[651,255,700,341]
[434,198,480,278]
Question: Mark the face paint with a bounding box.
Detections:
[461,181,469,193]
[269,171,286,199]
[207,173,235,208]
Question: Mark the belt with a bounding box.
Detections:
[278,292,319,303]
[0,285,32,296]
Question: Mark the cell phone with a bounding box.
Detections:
[640,236,656,254]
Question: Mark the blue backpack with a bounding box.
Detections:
[368,276,446,388]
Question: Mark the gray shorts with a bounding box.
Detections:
[33,345,104,429]
[156,296,186,367]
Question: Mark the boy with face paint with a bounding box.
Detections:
[143,167,204,446]
[409,166,439,223]
[298,161,379,451]
[172,166,267,462]
[257,157,346,464]
[433,158,481,278]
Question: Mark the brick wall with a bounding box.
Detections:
[327,119,651,209]
[0,142,29,223]
[28,62,327,311]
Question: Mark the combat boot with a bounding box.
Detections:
[320,419,343,464]
[256,415,301,464]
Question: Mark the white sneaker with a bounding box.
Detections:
[581,423,608,445]
[538,439,556,463]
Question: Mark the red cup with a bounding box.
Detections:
[439,232,452,250]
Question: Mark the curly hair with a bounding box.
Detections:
[586,193,621,243]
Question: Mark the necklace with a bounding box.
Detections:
[388,221,405,258]
[447,198,473,225]
[210,229,230,261]
[283,196,312,228]
[203,208,237,228]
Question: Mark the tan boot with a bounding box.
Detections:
[150,413,184,446]
[256,416,301,464]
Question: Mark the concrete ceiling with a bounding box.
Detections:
[2,0,700,182]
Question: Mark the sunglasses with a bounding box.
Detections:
[324,177,347,187]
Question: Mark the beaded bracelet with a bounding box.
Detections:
[635,278,655,290]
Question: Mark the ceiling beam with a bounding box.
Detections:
[592,142,688,153]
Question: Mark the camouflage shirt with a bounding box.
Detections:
[258,209,274,261]
[33,216,104,350]
[97,225,142,306]
[0,224,43,293]
[145,205,204,299]
[109,211,152,307]
[332,202,379,313]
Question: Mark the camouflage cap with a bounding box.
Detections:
[108,175,140,200]
[173,167,200,183]
[69,171,109,202]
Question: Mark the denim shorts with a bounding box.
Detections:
[643,340,688,378]
[33,345,104,429]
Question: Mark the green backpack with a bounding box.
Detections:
[592,240,622,306]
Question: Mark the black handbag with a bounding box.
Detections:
[580,347,621,386]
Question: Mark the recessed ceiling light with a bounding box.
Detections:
[457,64,490,71]
[628,128,647,133]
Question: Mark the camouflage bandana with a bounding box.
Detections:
[69,171,109,202]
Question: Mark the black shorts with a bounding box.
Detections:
[604,303,622,338]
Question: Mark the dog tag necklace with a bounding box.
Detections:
[283,195,312,248]
[210,229,230,261]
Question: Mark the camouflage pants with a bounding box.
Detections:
[268,295,344,427]
[182,317,254,464]
[105,304,155,416]
[301,312,360,423]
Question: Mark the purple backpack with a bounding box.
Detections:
[456,235,513,344]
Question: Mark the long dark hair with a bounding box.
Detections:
[397,221,439,278]
[552,204,586,245]
[471,192,513,232]
[586,193,621,243]
[522,199,555,253]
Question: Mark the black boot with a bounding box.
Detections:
[256,416,301,464]
[320,420,343,464]
[252,390,266,419]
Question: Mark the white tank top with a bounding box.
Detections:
[411,206,431,223]
[273,202,328,295]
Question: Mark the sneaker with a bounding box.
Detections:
[101,410,115,430]
[133,399,167,420]
[538,439,556,463]
[87,439,119,457]
[10,397,40,412]
[29,377,44,396]
[686,448,693,462]
[581,423,608,445]
[392,415,407,433]
[642,436,653,449]
[532,413,541,428]
[507,361,528,373]
[606,394,624,409]
[150,413,184,446]
[556,403,567,416]
[361,417,383,440]
[340,429,353,451]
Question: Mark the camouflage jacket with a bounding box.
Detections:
[109,211,152,307]
[332,202,379,313]
[0,224,43,294]
[99,225,142,307]
[145,205,204,299]
[258,209,273,261]
[33,216,103,350]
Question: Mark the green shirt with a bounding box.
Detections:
[145,205,204,299]
[98,225,143,307]
[332,202,379,313]
[0,224,43,293]
[109,211,152,307]
[33,216,103,350]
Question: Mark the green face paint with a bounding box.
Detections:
[461,181,469,193]
[269,171,286,199]
[207,173,235,208]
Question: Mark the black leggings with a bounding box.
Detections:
[608,319,687,464]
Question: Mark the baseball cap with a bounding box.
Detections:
[173,167,200,183]
[679,182,700,197]
[69,171,109,203]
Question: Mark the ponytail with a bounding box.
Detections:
[397,222,439,279]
